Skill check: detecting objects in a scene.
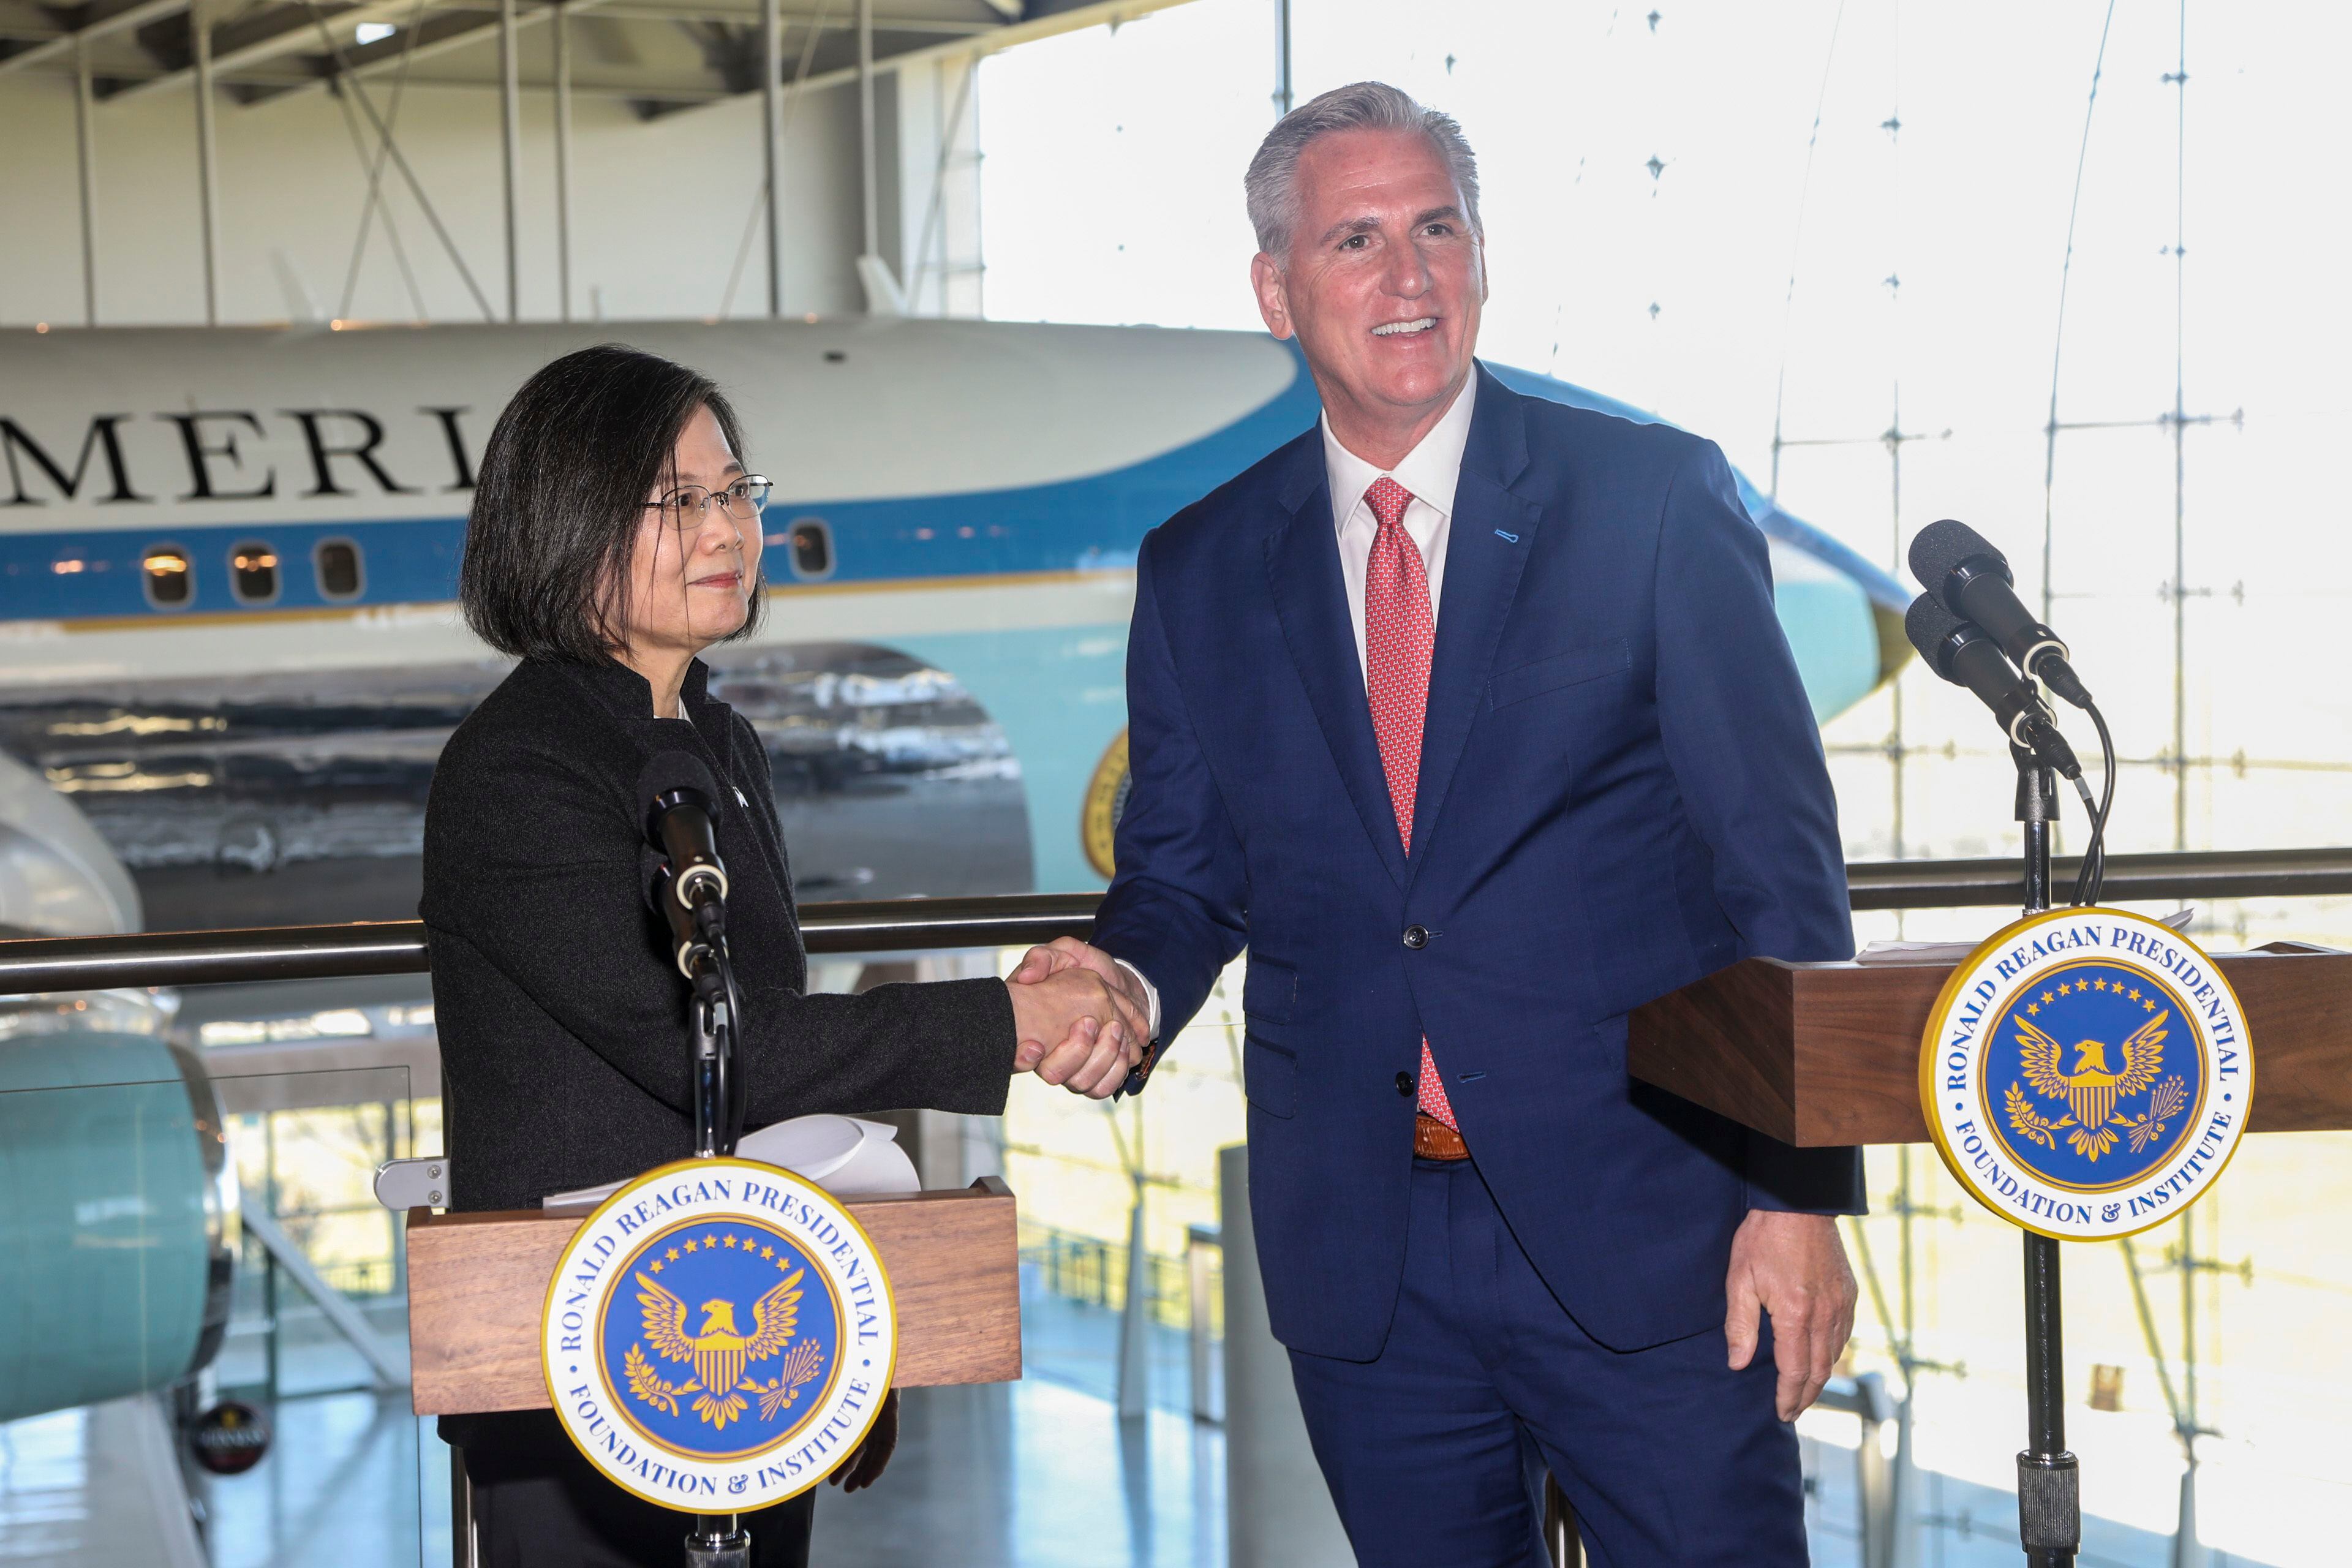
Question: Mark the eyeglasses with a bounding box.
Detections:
[645,475,772,530]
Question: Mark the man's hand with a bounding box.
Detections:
[1005,965,1140,1099]
[1011,937,1153,1046]
[1724,1210,1857,1422]
[827,1388,897,1493]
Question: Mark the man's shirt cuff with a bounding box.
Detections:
[1112,957,1163,1039]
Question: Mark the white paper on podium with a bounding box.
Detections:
[541,1114,921,1212]
[1852,906,2194,965]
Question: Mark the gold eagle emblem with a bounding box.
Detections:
[627,1268,823,1430]
[2006,1008,2184,1163]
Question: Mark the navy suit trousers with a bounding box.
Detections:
[1286,1159,1807,1568]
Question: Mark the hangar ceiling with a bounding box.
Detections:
[0,0,1126,116]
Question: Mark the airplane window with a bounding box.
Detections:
[315,538,363,599]
[230,541,279,604]
[784,517,833,580]
[142,546,192,608]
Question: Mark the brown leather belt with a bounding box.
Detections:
[1414,1113,1469,1161]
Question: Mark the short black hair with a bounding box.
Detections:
[460,343,765,663]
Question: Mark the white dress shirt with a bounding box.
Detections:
[1110,377,1480,1042]
[1324,373,1478,682]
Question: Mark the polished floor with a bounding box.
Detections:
[0,1290,2309,1567]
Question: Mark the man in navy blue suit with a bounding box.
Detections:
[1012,81,1862,1566]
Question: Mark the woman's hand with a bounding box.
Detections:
[1006,968,1142,1098]
[828,1389,898,1493]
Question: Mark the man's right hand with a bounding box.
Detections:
[1011,937,1154,1042]
[1006,967,1142,1099]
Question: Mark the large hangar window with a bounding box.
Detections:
[230,543,279,604]
[315,539,363,600]
[141,547,192,608]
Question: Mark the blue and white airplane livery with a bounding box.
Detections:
[0,319,1908,937]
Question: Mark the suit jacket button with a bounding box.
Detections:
[1395,1071,1414,1098]
[1402,925,1428,949]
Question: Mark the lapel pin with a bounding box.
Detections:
[1493,529,1520,544]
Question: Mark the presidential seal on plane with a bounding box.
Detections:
[1921,908,2254,1240]
[539,1158,897,1510]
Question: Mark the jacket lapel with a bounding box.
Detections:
[1407,368,1542,884]
[1263,434,1410,889]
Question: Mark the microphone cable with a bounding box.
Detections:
[2069,699,2117,908]
[687,914,750,1158]
[717,942,749,1155]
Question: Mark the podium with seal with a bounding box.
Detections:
[1626,938,2348,1150]
[404,1174,1020,1560]
[1629,932,2349,1566]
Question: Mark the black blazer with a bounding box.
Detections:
[420,656,1015,1214]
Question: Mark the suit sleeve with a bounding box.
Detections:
[423,731,1014,1126]
[1653,440,1865,1215]
[1088,531,1250,1055]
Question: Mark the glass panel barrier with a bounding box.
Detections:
[0,1047,433,1568]
[995,947,2352,1562]
[9,944,2346,1565]
[1823,1132,2352,1565]
[1001,953,1246,1415]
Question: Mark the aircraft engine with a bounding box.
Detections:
[0,753,237,1424]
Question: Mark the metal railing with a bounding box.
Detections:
[0,892,1101,992]
[1842,845,2352,910]
[4,849,2350,993]
[1019,1219,1199,1330]
[9,852,2342,1568]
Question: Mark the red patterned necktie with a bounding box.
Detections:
[1362,477,1458,1131]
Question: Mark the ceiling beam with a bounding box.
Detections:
[0,0,190,80]
[88,0,995,99]
[217,64,734,98]
[247,0,592,99]
[294,0,1196,107]
[107,0,483,101]
[6,0,1195,105]
[591,5,997,30]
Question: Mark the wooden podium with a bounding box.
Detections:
[1627,941,2352,1146]
[404,1177,1022,1417]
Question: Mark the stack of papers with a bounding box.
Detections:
[542,1114,921,1212]
[1853,907,2195,965]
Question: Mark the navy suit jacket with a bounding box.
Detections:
[1092,365,1863,1359]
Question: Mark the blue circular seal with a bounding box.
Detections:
[1922,908,2253,1240]
[1978,957,2207,1193]
[595,1215,845,1462]
[541,1158,897,1510]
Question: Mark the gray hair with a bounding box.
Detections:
[1244,81,1482,259]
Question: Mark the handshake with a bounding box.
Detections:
[1003,937,1155,1100]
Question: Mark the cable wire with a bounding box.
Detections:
[720,946,749,1155]
[2071,701,2117,906]
[2040,0,2121,625]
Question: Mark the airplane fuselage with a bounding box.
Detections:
[0,319,1906,932]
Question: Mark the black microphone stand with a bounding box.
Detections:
[2010,743,2079,1567]
[690,969,734,1164]
[682,937,748,1568]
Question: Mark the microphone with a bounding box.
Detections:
[639,752,729,934]
[1908,519,2092,707]
[1904,595,2083,780]
[639,752,745,1158]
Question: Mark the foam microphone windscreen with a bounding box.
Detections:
[1907,518,2007,600]
[1903,593,1966,677]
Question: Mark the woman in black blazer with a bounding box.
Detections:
[422,344,1141,1566]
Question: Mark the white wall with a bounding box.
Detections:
[0,50,982,328]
